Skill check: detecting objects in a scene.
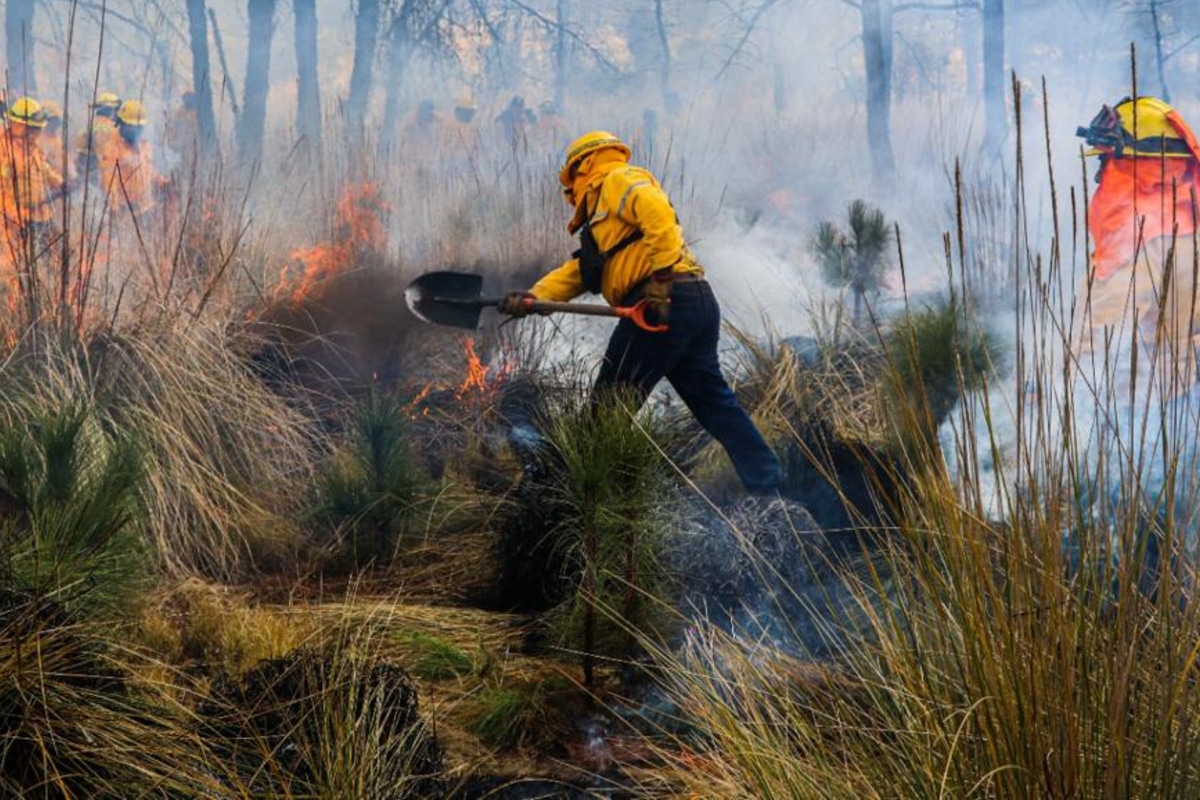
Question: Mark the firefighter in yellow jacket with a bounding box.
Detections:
[501,131,783,494]
[75,91,121,180]
[97,100,161,216]
[0,98,64,266]
[37,100,75,185]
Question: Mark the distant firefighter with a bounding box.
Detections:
[402,99,440,149]
[96,100,162,216]
[75,91,121,180]
[0,98,65,264]
[442,93,481,157]
[453,93,475,124]
[1076,96,1200,382]
[163,91,199,165]
[496,95,534,149]
[535,100,568,146]
[36,99,74,183]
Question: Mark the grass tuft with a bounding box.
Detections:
[0,397,148,617]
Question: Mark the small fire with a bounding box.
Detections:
[406,383,435,417]
[406,336,510,420]
[457,337,490,397]
[275,182,391,305]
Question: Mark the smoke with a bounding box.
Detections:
[19,0,1200,516]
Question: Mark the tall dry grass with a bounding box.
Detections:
[648,79,1200,798]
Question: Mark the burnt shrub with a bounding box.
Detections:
[202,646,444,798]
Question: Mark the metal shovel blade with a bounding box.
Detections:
[404,271,489,330]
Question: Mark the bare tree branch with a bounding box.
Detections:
[714,0,781,82]
[208,6,240,118]
[465,0,505,46]
[1165,32,1200,62]
[840,0,982,12]
[894,1,980,11]
[501,0,621,74]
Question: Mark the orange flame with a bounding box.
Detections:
[405,337,510,419]
[457,337,490,397]
[276,182,391,305]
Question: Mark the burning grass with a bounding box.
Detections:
[2,69,1200,797]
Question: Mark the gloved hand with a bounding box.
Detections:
[499,291,536,317]
[643,271,673,323]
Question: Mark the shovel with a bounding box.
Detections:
[404,271,668,332]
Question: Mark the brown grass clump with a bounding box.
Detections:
[0,590,239,796]
[136,578,316,676]
[91,320,322,578]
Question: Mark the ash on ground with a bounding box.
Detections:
[667,494,870,660]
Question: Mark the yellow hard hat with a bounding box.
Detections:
[1082,96,1196,159]
[7,97,46,129]
[559,131,630,186]
[93,91,121,109]
[116,99,148,126]
[456,91,475,110]
[40,100,63,121]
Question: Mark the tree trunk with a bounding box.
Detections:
[185,0,218,154]
[294,0,322,154]
[1147,0,1170,102]
[982,0,1006,156]
[554,0,567,112]
[862,0,895,192]
[209,8,241,118]
[379,11,410,156]
[654,0,671,109]
[348,0,381,139]
[5,0,37,96]
[959,4,979,101]
[237,0,276,168]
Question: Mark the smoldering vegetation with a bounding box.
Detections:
[0,0,1196,796]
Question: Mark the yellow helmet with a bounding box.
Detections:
[116,99,148,126]
[1081,96,1198,159]
[455,92,475,110]
[93,91,121,110]
[7,97,46,129]
[559,131,631,186]
[40,100,63,122]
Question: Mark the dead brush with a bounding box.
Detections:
[84,319,322,579]
[649,72,1200,799]
[199,600,445,798]
[135,577,315,676]
[0,590,239,797]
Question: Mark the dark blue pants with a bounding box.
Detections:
[594,280,783,493]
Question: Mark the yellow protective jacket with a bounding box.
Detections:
[98,135,157,214]
[75,116,118,176]
[40,131,76,186]
[0,131,64,225]
[531,162,703,306]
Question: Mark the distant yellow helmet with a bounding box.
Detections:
[116,99,148,127]
[559,131,630,187]
[93,91,121,109]
[455,92,475,110]
[7,97,46,129]
[40,100,63,121]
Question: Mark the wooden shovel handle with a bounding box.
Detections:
[523,298,669,333]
